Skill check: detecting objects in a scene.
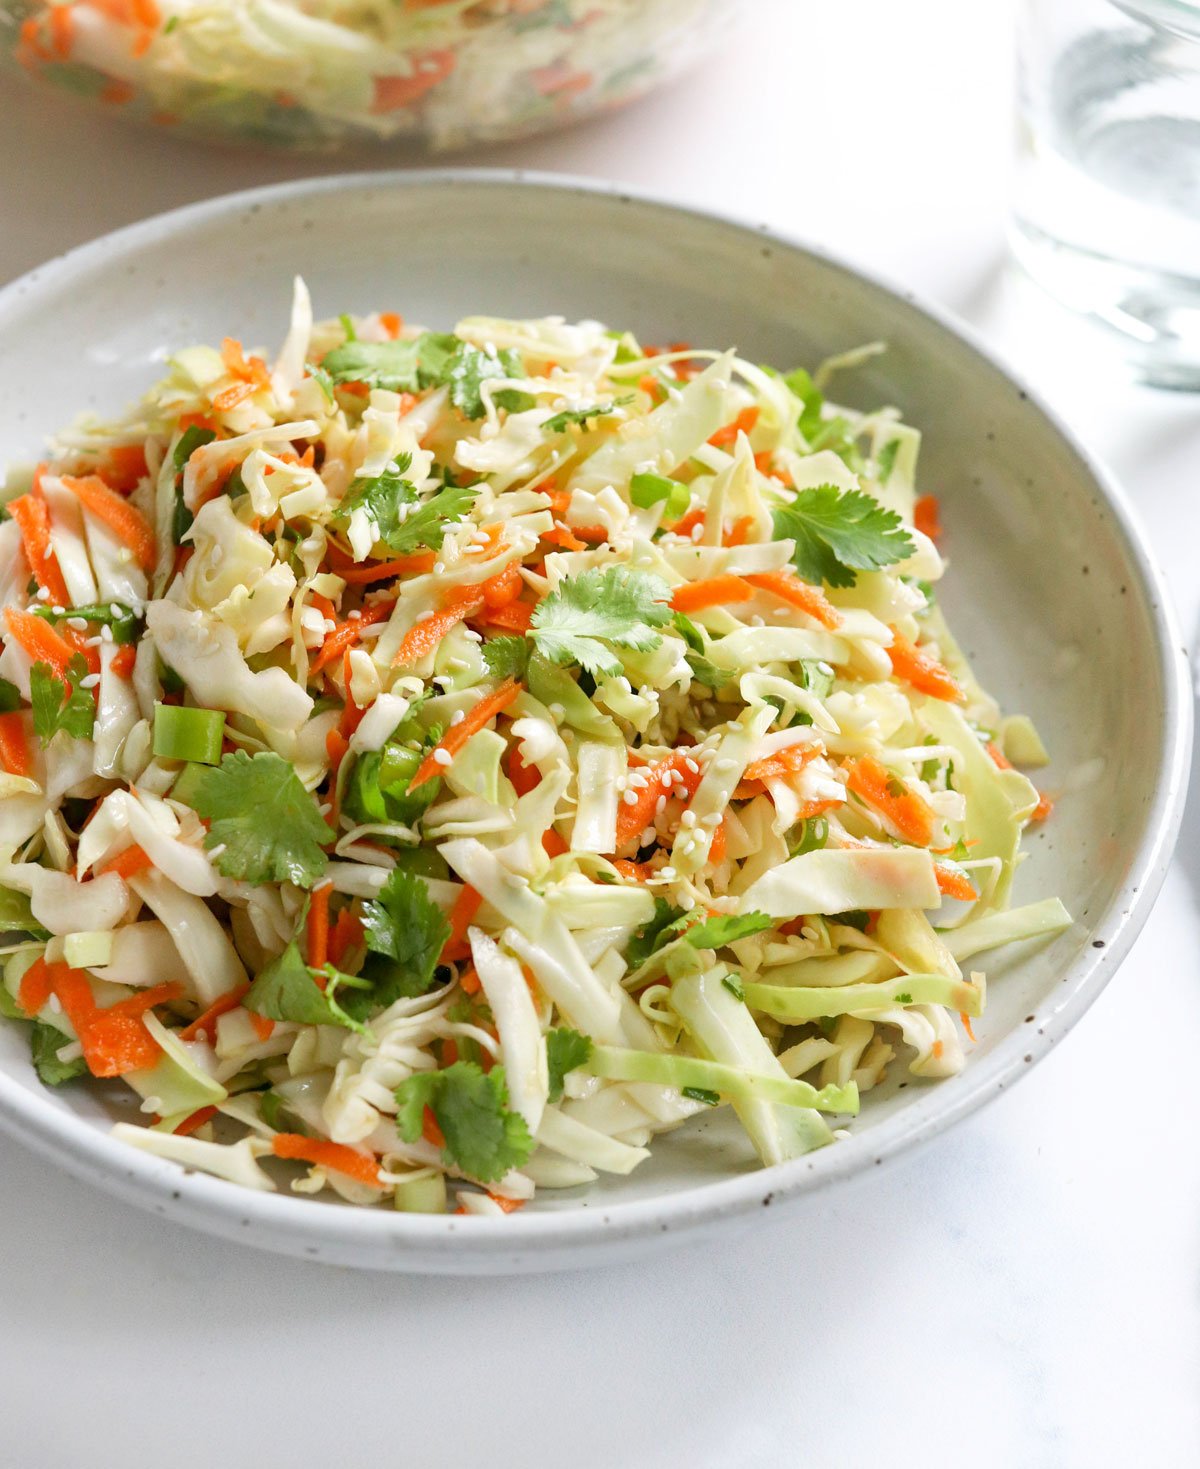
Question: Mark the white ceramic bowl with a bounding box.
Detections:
[0,172,1188,1273]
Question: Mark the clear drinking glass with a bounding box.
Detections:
[1013,0,1200,387]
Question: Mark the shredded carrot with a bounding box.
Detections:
[306,879,332,969]
[104,443,147,492]
[49,964,162,1078]
[480,561,523,609]
[271,1133,384,1188]
[422,1106,446,1148]
[960,1012,976,1042]
[179,982,251,1043]
[744,570,842,630]
[669,507,705,538]
[1031,791,1054,824]
[328,909,364,970]
[0,713,31,779]
[542,827,569,858]
[97,843,152,881]
[371,48,456,111]
[333,550,437,582]
[17,956,54,1017]
[440,885,482,964]
[543,524,588,551]
[3,607,77,680]
[174,1105,218,1137]
[310,598,396,675]
[612,858,655,881]
[219,336,270,388]
[708,406,760,449]
[455,1193,526,1216]
[986,741,1013,771]
[507,745,541,796]
[60,474,156,570]
[914,494,943,541]
[58,623,101,677]
[6,491,70,606]
[723,515,756,548]
[410,678,522,789]
[109,644,137,679]
[932,1039,945,1060]
[934,864,978,902]
[459,965,481,997]
[844,754,936,846]
[670,575,754,614]
[249,1013,276,1042]
[615,750,704,848]
[393,590,485,668]
[477,600,535,632]
[104,981,185,1019]
[742,742,821,784]
[379,311,404,339]
[709,816,729,865]
[50,4,74,59]
[887,631,964,704]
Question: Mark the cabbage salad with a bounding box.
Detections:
[0,283,1071,1215]
[10,0,729,149]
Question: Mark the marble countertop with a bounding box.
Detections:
[0,1,1196,1463]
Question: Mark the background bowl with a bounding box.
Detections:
[0,171,1187,1272]
[1,0,737,151]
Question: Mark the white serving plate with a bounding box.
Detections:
[0,171,1188,1273]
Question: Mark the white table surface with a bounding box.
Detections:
[1,2,1198,1464]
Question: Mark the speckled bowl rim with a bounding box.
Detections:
[0,169,1189,1271]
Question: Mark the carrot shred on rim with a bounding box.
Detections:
[914,494,943,541]
[410,678,522,789]
[708,406,760,448]
[17,956,54,1017]
[96,844,152,881]
[173,1105,218,1137]
[934,863,978,903]
[271,1133,384,1188]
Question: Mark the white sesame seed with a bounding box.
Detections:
[655,795,667,814]
[79,673,100,689]
[659,865,676,880]
[641,827,656,845]
[109,603,123,619]
[34,586,50,602]
[100,624,114,642]
[208,843,227,859]
[66,617,88,632]
[433,749,453,768]
[84,635,103,648]
[690,524,704,543]
[713,757,736,773]
[623,789,638,807]
[414,610,435,623]
[681,810,696,828]
[680,895,696,911]
[50,605,66,616]
[318,803,332,817]
[701,811,721,827]
[450,710,465,726]
[684,758,700,775]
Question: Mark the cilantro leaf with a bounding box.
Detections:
[625,898,688,968]
[447,343,526,419]
[784,367,825,442]
[546,1028,593,1102]
[333,456,417,548]
[338,868,451,1019]
[190,750,331,887]
[0,678,21,713]
[319,331,460,392]
[481,636,531,682]
[684,912,773,949]
[772,484,914,589]
[721,974,745,1001]
[682,1085,720,1106]
[31,656,94,746]
[530,566,672,678]
[245,939,366,1034]
[876,439,900,484]
[384,483,477,555]
[305,362,336,402]
[394,1060,534,1183]
[543,400,624,434]
[30,1022,88,1086]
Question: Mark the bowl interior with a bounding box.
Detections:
[0,174,1183,1261]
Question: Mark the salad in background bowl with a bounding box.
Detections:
[2,0,736,150]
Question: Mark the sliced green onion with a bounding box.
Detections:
[630,471,690,518]
[153,704,226,765]
[172,423,215,473]
[31,603,140,643]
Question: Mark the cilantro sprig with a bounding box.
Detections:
[772,483,913,589]
[395,1061,534,1182]
[31,655,94,746]
[320,331,529,421]
[530,566,672,678]
[245,939,367,1035]
[336,868,452,1020]
[189,750,331,888]
[547,1028,593,1103]
[332,455,417,546]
